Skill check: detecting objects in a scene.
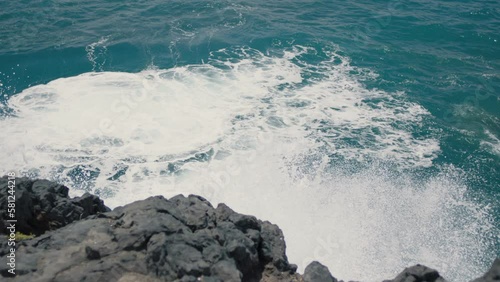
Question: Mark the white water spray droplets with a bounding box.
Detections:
[0,46,495,281]
[85,37,109,72]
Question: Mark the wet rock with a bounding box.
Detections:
[0,191,299,281]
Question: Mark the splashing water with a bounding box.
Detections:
[0,46,496,281]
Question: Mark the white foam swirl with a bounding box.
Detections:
[0,46,495,281]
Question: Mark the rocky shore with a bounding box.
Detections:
[0,177,498,282]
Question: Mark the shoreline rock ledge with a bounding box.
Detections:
[1,177,499,282]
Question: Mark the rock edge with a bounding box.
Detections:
[0,177,498,282]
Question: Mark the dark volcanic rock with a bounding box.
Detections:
[472,259,500,282]
[0,177,497,282]
[383,264,445,282]
[303,261,337,282]
[0,177,110,236]
[0,193,300,281]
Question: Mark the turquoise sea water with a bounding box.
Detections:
[0,0,499,281]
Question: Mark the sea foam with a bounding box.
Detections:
[0,46,495,281]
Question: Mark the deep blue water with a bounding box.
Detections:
[0,0,499,280]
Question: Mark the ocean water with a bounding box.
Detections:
[0,0,499,281]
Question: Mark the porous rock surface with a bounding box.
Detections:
[1,177,300,281]
[0,177,499,282]
[0,176,109,237]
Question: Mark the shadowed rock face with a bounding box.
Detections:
[0,177,498,282]
[0,177,299,281]
[0,176,110,237]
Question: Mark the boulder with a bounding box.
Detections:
[303,261,337,282]
[0,177,498,282]
[0,176,110,236]
[0,193,299,281]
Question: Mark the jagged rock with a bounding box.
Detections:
[0,177,497,282]
[472,259,500,282]
[303,261,337,282]
[0,177,110,236]
[0,192,299,281]
[383,264,445,282]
